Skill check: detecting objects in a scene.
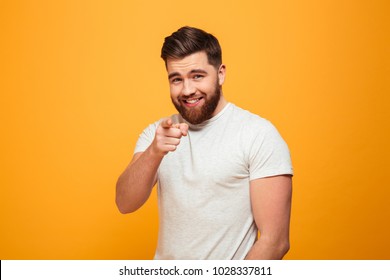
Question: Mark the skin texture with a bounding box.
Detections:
[116,51,292,259]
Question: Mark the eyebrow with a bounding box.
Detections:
[168,69,208,80]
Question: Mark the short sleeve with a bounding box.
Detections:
[248,122,293,181]
[134,121,159,154]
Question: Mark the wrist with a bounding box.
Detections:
[147,143,166,160]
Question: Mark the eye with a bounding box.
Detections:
[193,74,204,80]
[170,77,182,84]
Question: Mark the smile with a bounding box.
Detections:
[182,97,203,107]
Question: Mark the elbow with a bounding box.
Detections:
[116,198,138,214]
[272,237,290,258]
[117,205,132,215]
[260,235,290,259]
[115,197,129,214]
[115,180,137,214]
[279,241,290,258]
[115,176,151,214]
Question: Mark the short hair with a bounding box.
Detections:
[161,26,222,69]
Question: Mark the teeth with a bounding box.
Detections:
[185,98,200,104]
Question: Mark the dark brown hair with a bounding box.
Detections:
[161,26,222,69]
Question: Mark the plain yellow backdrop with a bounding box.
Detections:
[1,0,389,259]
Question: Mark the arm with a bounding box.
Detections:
[115,119,188,214]
[245,175,292,259]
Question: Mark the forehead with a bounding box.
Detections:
[166,51,213,74]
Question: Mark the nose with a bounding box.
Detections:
[182,79,196,96]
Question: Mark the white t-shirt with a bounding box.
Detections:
[134,103,293,259]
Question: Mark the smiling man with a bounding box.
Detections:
[116,26,293,260]
[167,51,226,125]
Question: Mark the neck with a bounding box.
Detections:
[212,95,228,117]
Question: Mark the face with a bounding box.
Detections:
[166,51,226,125]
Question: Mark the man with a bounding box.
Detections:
[116,26,293,260]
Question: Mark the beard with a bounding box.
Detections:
[171,80,221,125]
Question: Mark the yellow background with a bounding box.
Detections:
[1,0,389,259]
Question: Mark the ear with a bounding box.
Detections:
[218,64,226,86]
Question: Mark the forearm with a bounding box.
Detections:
[116,118,188,214]
[116,146,163,214]
[245,236,290,260]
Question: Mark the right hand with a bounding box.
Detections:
[151,118,188,156]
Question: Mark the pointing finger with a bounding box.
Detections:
[160,118,172,128]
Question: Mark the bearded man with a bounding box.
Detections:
[116,26,293,260]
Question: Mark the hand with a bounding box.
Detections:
[151,118,188,157]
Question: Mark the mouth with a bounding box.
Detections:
[182,97,204,107]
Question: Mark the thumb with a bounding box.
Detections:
[179,123,189,136]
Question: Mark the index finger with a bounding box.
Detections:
[160,118,172,128]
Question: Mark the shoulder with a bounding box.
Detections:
[229,104,276,133]
[227,104,289,156]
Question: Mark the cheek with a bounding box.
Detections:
[200,76,219,93]
[170,86,180,98]
[200,83,217,94]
